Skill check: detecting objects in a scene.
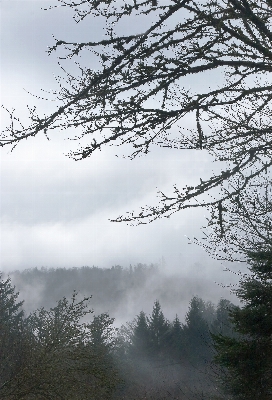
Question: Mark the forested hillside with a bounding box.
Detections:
[0,271,236,399]
[2,253,272,399]
[7,264,233,325]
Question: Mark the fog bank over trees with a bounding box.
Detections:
[0,269,238,399]
[6,263,240,326]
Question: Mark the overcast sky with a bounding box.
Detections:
[0,1,243,302]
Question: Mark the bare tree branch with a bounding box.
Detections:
[1,0,272,225]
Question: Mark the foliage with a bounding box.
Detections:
[2,0,272,228]
[0,271,235,399]
[0,275,25,398]
[130,311,151,357]
[128,300,170,359]
[86,312,120,396]
[0,280,120,399]
[115,297,232,399]
[210,299,236,338]
[166,314,183,359]
[213,248,272,399]
[148,300,170,356]
[182,296,215,364]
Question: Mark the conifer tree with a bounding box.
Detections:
[130,311,151,357]
[0,275,25,397]
[86,312,120,398]
[183,297,215,365]
[167,315,184,360]
[211,299,236,338]
[213,248,272,400]
[148,300,169,356]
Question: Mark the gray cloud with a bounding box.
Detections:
[0,0,241,304]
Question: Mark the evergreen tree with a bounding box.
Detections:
[183,297,215,365]
[88,312,116,350]
[148,300,169,356]
[211,299,236,338]
[86,312,120,398]
[130,311,150,357]
[167,314,184,360]
[0,275,26,397]
[213,248,272,399]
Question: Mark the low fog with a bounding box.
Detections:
[6,261,242,327]
[3,262,242,399]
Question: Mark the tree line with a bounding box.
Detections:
[9,263,219,320]
[2,246,272,399]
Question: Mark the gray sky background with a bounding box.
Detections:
[0,1,243,302]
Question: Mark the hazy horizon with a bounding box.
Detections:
[1,1,243,292]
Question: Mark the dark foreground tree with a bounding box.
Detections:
[2,0,272,227]
[86,312,120,397]
[0,275,26,397]
[213,248,272,400]
[0,283,120,400]
[24,294,120,399]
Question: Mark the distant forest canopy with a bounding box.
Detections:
[6,263,237,324]
[2,251,270,399]
[0,271,236,399]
